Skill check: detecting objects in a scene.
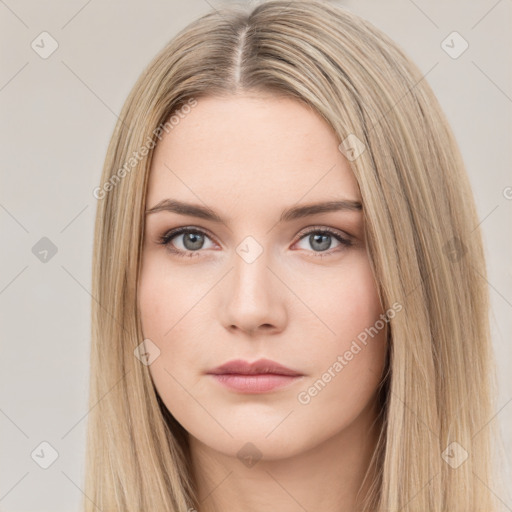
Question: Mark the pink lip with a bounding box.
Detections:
[206,358,304,393]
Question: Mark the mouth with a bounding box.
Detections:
[206,358,304,394]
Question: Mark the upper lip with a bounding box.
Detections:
[207,358,303,376]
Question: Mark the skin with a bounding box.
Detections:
[138,93,388,512]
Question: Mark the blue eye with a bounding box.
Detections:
[158,226,352,259]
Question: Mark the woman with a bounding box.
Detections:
[86,1,498,510]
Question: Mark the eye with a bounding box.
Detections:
[157,226,353,259]
[293,226,352,258]
[157,227,216,258]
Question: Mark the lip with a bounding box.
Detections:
[206,358,304,394]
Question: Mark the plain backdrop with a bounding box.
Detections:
[1,0,511,510]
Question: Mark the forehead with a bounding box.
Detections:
[146,94,361,209]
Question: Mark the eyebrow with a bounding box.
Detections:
[145,198,362,223]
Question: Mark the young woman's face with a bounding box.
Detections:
[138,94,388,460]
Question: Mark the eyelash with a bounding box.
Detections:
[157,226,353,259]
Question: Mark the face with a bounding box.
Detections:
[137,93,388,460]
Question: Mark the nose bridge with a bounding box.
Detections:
[232,237,272,306]
[222,234,285,333]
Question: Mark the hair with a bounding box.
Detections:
[85,1,498,510]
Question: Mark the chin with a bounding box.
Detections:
[187,418,325,463]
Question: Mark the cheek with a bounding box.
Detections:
[138,255,204,341]
[301,251,385,357]
[138,257,165,337]
[335,257,383,330]
[294,255,387,414]
[138,267,223,448]
[137,259,208,404]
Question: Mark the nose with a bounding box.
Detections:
[220,248,287,336]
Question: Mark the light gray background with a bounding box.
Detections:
[1,1,511,510]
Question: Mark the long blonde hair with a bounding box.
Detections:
[86,1,497,510]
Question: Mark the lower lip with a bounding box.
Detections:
[209,373,302,393]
